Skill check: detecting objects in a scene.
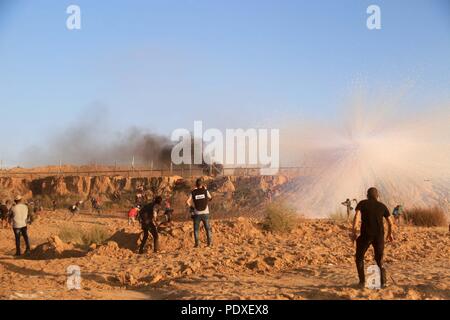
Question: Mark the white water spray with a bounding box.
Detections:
[281,96,450,217]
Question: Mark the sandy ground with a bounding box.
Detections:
[0,210,448,300]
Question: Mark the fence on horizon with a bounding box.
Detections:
[0,165,315,180]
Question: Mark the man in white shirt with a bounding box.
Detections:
[11,195,31,256]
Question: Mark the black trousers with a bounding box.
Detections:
[139,223,159,253]
[13,227,31,255]
[355,235,386,285]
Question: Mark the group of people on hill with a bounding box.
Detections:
[127,178,212,254]
[342,197,404,225]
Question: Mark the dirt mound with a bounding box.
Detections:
[90,241,134,258]
[30,235,85,260]
[107,230,141,251]
[1,210,449,300]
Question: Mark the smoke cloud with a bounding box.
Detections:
[20,107,173,168]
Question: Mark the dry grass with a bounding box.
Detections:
[59,225,110,247]
[404,206,448,227]
[262,201,300,233]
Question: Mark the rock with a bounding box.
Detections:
[182,268,193,276]
[150,274,163,284]
[89,243,97,250]
[245,259,268,272]
[47,235,74,254]
[263,256,282,268]
[406,289,421,300]
[181,225,191,233]
[218,179,236,193]
[282,293,295,300]
[106,241,119,250]
[117,271,137,286]
[169,228,182,237]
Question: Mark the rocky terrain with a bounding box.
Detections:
[0,174,289,215]
[0,210,448,300]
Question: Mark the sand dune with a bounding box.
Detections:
[0,210,448,300]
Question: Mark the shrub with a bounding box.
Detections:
[59,225,110,247]
[81,226,110,246]
[58,225,83,244]
[262,201,299,233]
[404,206,448,227]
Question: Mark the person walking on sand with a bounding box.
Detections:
[392,205,403,226]
[90,197,101,215]
[350,187,394,288]
[163,199,174,225]
[138,196,162,254]
[186,178,213,248]
[10,196,31,256]
[67,201,82,220]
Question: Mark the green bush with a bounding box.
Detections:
[262,201,299,233]
[404,206,448,227]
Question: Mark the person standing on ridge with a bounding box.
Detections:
[351,187,394,288]
[186,178,213,248]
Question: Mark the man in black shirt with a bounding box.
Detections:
[138,196,162,254]
[351,187,394,288]
[186,178,213,248]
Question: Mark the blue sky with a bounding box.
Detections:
[0,0,449,165]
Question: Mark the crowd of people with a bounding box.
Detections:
[0,179,406,289]
[134,178,212,254]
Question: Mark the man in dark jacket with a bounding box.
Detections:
[351,187,394,288]
[138,196,163,254]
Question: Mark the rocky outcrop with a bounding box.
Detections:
[0,174,290,206]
